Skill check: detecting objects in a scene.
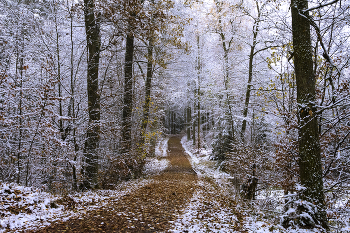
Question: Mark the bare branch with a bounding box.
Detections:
[302,0,339,13]
[296,8,341,76]
[253,44,283,56]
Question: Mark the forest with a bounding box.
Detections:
[0,0,350,232]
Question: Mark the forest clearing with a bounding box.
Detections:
[1,0,350,231]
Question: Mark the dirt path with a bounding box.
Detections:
[33,136,242,233]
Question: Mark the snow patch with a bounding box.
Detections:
[143,137,170,175]
[170,180,238,233]
[0,179,152,232]
[181,136,232,180]
[143,158,169,175]
[155,137,169,157]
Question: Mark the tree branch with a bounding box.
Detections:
[296,8,341,76]
[253,44,283,56]
[302,0,339,13]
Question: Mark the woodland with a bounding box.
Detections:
[0,0,350,231]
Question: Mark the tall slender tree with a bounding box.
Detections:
[121,12,135,155]
[140,37,153,145]
[83,0,101,188]
[241,0,261,140]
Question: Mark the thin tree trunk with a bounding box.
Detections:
[192,110,196,145]
[241,42,256,140]
[16,51,23,185]
[291,0,327,228]
[54,5,64,139]
[223,50,235,140]
[186,107,191,140]
[83,0,101,188]
[121,32,134,154]
[241,7,260,141]
[69,7,78,190]
[172,112,176,134]
[196,35,201,150]
[141,38,153,145]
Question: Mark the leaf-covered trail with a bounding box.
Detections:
[34,136,242,232]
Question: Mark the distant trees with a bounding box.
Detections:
[0,1,61,188]
[0,0,186,191]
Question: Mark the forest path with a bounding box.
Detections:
[34,136,242,232]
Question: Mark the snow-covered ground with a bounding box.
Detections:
[143,136,170,175]
[0,179,152,232]
[2,136,349,232]
[143,158,169,175]
[0,137,171,232]
[170,180,238,233]
[181,136,232,180]
[180,136,326,233]
[155,136,169,158]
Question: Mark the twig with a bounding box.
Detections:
[296,7,341,76]
[302,0,339,14]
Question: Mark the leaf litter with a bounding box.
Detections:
[2,136,244,232]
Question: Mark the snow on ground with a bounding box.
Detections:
[180,136,331,233]
[155,136,169,157]
[143,136,170,175]
[0,179,152,232]
[243,217,324,233]
[1,137,170,232]
[143,158,169,175]
[170,180,238,233]
[181,136,231,180]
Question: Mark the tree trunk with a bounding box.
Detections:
[197,102,200,149]
[196,35,201,150]
[291,0,327,228]
[186,107,191,140]
[223,50,235,140]
[83,0,101,188]
[241,6,260,141]
[121,32,134,154]
[70,8,78,191]
[16,51,23,185]
[54,5,64,140]
[241,40,257,140]
[192,110,196,145]
[172,112,176,134]
[141,38,153,144]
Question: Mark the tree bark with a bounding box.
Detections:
[241,27,258,140]
[196,35,201,150]
[241,0,261,141]
[192,111,196,145]
[121,32,134,154]
[291,0,327,228]
[186,107,191,140]
[70,7,78,190]
[141,38,153,144]
[83,0,101,188]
